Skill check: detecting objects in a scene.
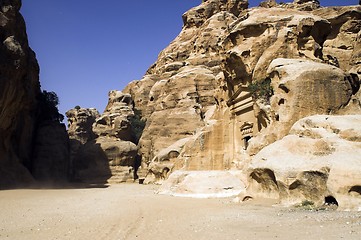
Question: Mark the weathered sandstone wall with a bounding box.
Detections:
[121,0,360,184]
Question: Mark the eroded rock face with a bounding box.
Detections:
[182,0,248,28]
[0,0,40,187]
[66,108,99,144]
[67,91,138,183]
[123,1,360,185]
[246,115,361,210]
[93,90,134,142]
[247,58,352,155]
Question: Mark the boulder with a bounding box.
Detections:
[246,115,361,210]
[158,170,246,198]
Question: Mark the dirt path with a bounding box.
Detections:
[0,184,360,240]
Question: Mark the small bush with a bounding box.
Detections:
[301,200,314,207]
[248,78,274,103]
[37,90,64,123]
[295,200,316,210]
[129,109,146,144]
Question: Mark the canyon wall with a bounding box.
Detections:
[121,0,360,184]
[61,0,360,209]
[0,0,40,187]
[0,0,69,188]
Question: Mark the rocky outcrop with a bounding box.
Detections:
[122,0,360,186]
[259,0,277,8]
[182,0,248,28]
[66,91,139,184]
[66,107,99,144]
[246,115,361,210]
[290,0,321,11]
[66,107,100,182]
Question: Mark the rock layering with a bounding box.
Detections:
[0,0,70,187]
[120,0,361,208]
[66,91,139,184]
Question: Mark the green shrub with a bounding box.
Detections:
[248,78,274,103]
[300,200,314,207]
[37,90,64,123]
[129,109,146,144]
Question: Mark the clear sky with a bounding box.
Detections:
[20,0,358,119]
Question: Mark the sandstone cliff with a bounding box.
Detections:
[0,0,70,188]
[60,0,361,208]
[121,0,361,209]
[122,0,360,181]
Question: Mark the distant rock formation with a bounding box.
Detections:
[66,91,140,184]
[0,0,70,188]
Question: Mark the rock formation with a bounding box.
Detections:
[246,115,361,210]
[121,0,361,208]
[247,58,353,155]
[122,0,360,180]
[0,0,70,188]
[66,91,140,184]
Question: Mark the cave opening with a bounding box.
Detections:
[324,195,338,206]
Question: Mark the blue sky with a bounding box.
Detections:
[20,0,358,119]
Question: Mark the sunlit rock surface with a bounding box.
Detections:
[123,0,360,184]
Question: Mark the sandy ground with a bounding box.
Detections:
[0,184,361,240]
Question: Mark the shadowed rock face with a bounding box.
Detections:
[0,0,71,188]
[0,0,40,187]
[32,122,70,182]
